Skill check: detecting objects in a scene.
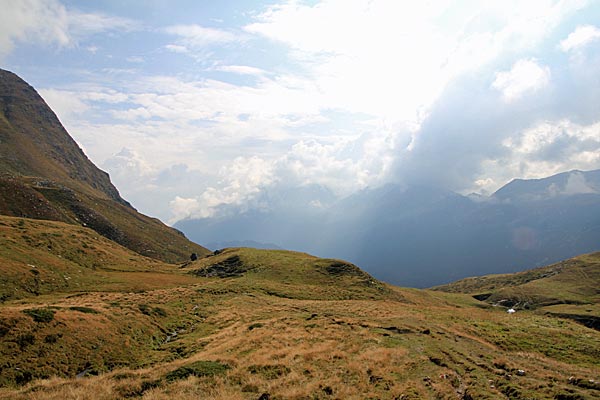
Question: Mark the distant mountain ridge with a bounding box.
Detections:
[0,69,209,262]
[177,169,600,287]
[493,169,600,201]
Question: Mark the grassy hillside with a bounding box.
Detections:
[0,215,200,301]
[0,231,598,399]
[0,69,210,263]
[183,247,397,301]
[433,252,600,330]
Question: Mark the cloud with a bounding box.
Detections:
[215,65,266,76]
[503,119,600,169]
[173,156,276,220]
[102,147,156,181]
[28,1,600,224]
[164,44,188,53]
[39,88,90,120]
[492,59,551,101]
[0,0,69,58]
[168,197,201,224]
[67,9,139,38]
[563,171,597,195]
[164,24,239,50]
[245,0,584,124]
[560,25,600,52]
[0,0,138,59]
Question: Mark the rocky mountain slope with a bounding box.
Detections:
[0,69,209,262]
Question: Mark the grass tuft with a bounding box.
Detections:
[22,308,55,323]
[69,306,99,314]
[164,361,230,382]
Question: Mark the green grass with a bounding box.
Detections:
[185,247,399,301]
[433,252,600,330]
[165,360,230,382]
[0,215,201,301]
[0,242,598,398]
[22,308,54,323]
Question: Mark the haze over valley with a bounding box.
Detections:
[1,1,600,398]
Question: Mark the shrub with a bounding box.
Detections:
[23,308,55,323]
[248,322,264,330]
[165,360,230,382]
[138,304,151,315]
[69,306,99,314]
[152,307,167,317]
[138,304,167,317]
[17,333,35,349]
[44,333,61,343]
[248,364,291,380]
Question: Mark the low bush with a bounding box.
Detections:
[23,308,55,323]
[165,360,230,382]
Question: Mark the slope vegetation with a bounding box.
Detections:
[184,247,396,301]
[0,69,209,262]
[433,252,600,330]
[0,235,598,399]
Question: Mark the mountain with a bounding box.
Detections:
[0,69,209,262]
[176,170,600,287]
[493,169,600,201]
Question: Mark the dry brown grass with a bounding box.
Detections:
[1,248,599,399]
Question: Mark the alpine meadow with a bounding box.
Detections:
[1,1,600,399]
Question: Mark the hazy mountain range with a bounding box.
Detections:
[177,169,600,287]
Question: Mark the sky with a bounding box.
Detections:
[2,0,600,224]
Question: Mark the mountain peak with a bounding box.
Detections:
[0,69,209,262]
[0,68,127,205]
[493,169,600,201]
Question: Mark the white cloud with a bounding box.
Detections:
[126,56,144,63]
[67,10,138,38]
[0,0,138,59]
[492,59,551,101]
[168,197,201,224]
[215,65,266,76]
[560,25,600,52]
[489,119,600,183]
[164,24,239,49]
[0,0,69,58]
[245,0,584,124]
[563,171,597,195]
[39,88,90,120]
[175,156,276,220]
[102,147,156,181]
[164,44,188,53]
[25,1,600,222]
